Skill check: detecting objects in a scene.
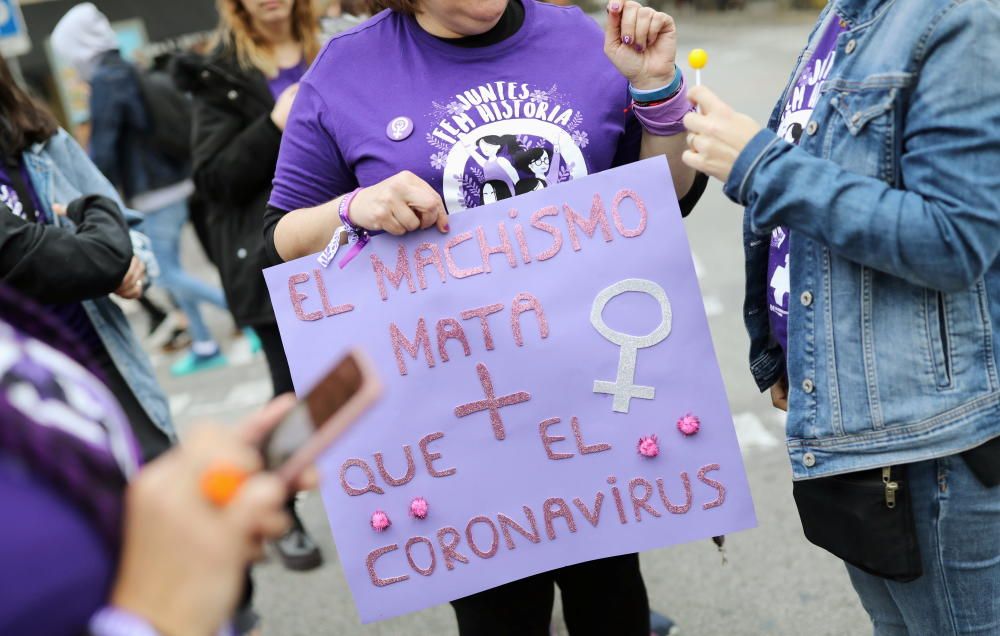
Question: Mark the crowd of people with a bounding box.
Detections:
[0,0,997,635]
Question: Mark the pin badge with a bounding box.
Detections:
[386,116,414,141]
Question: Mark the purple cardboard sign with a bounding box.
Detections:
[264,157,756,623]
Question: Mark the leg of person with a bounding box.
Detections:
[91,344,171,463]
[554,553,650,636]
[450,572,555,636]
[254,321,323,571]
[847,456,1000,635]
[845,566,909,636]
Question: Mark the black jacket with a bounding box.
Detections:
[172,49,280,327]
[0,195,133,304]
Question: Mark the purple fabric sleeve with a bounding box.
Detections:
[630,78,695,137]
[269,81,356,212]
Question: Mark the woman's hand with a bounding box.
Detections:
[271,83,300,131]
[114,256,146,300]
[110,400,299,636]
[349,171,449,236]
[604,1,678,90]
[770,375,789,412]
[682,85,763,182]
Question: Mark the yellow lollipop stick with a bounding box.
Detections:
[688,48,708,86]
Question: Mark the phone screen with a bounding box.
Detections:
[262,353,363,470]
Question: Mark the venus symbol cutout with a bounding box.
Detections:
[590,279,672,413]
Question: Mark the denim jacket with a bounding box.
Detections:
[22,129,175,441]
[726,0,1000,479]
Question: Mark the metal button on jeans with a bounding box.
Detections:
[806,121,819,135]
[802,378,815,394]
[845,39,857,54]
[800,291,814,307]
[803,452,817,467]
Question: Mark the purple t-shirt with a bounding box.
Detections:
[269,0,639,215]
[0,160,43,222]
[767,13,847,353]
[268,61,307,100]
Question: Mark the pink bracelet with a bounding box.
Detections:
[631,76,696,137]
[317,188,371,269]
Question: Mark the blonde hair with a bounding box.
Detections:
[215,0,320,78]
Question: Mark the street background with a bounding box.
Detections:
[114,6,872,636]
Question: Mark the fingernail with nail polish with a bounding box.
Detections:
[610,2,621,11]
[622,35,632,45]
[634,44,643,52]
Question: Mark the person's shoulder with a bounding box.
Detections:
[531,0,602,35]
[312,10,401,66]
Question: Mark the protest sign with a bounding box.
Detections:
[264,157,756,622]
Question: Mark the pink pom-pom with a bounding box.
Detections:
[370,510,391,532]
[410,497,429,520]
[677,413,701,436]
[637,435,660,458]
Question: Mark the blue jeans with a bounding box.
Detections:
[139,200,226,345]
[846,455,1000,635]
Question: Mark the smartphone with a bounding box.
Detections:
[261,349,382,484]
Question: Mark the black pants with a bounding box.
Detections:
[450,554,649,636]
[93,344,171,463]
[254,321,294,395]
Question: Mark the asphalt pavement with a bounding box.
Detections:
[135,8,871,635]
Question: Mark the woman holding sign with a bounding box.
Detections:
[264,0,704,632]
[682,0,1000,632]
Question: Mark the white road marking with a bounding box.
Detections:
[185,379,273,418]
[169,393,193,418]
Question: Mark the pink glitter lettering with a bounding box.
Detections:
[465,516,500,559]
[612,188,648,238]
[419,432,457,478]
[339,458,385,496]
[454,362,531,441]
[436,318,471,363]
[572,492,605,527]
[371,244,416,301]
[511,292,550,347]
[530,205,563,261]
[571,416,611,454]
[414,242,447,290]
[460,303,504,350]
[437,527,470,571]
[476,224,517,272]
[374,445,416,487]
[514,223,533,264]
[629,477,662,522]
[444,231,485,279]
[543,497,578,540]
[389,319,435,376]
[313,268,353,317]
[405,536,436,576]
[498,507,541,549]
[657,473,693,514]
[607,476,628,524]
[538,417,573,460]
[366,544,409,587]
[563,194,612,251]
[288,273,322,322]
[698,464,727,510]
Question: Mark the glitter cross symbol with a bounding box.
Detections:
[453,362,531,441]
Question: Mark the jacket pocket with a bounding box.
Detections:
[925,290,953,389]
[822,74,912,181]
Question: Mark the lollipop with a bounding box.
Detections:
[688,48,708,86]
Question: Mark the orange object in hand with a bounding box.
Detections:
[201,462,249,506]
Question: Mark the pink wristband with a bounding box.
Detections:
[631,76,696,137]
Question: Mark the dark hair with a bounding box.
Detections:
[0,57,59,157]
[478,134,522,155]
[515,177,545,195]
[367,0,418,14]
[481,179,512,204]
[514,146,551,173]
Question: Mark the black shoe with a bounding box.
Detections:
[650,610,679,636]
[273,515,323,571]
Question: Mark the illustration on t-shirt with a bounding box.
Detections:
[424,81,589,212]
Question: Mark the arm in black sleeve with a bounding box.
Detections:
[191,97,283,207]
[0,195,133,304]
[678,171,709,218]
[263,203,287,266]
